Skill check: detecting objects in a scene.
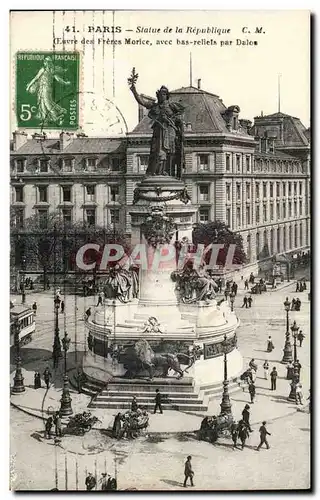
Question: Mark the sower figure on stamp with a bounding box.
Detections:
[128,67,185,178]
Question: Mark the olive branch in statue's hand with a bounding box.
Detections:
[128,67,139,89]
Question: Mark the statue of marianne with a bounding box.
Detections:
[128,68,185,178]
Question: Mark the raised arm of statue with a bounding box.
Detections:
[128,67,155,110]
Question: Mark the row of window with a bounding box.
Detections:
[12,157,123,174]
[12,207,121,229]
[12,153,304,176]
[225,180,305,202]
[225,199,305,229]
[13,184,120,204]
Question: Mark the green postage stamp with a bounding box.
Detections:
[15,52,80,129]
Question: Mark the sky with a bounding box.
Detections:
[10,10,310,136]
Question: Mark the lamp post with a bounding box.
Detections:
[21,256,26,305]
[60,331,73,416]
[288,321,300,401]
[281,297,293,364]
[12,318,25,393]
[230,291,235,312]
[52,298,62,369]
[220,332,232,416]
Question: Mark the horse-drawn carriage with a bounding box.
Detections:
[65,412,100,436]
[112,409,149,440]
[198,414,234,444]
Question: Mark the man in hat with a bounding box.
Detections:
[43,367,52,390]
[257,421,271,450]
[100,473,108,490]
[154,389,163,414]
[183,456,194,487]
[248,381,256,404]
[85,472,96,491]
[297,330,305,347]
[270,367,278,390]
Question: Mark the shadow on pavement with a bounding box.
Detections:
[160,479,183,488]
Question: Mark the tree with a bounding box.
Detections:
[192,220,247,267]
[10,211,130,290]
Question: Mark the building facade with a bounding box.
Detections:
[10,85,310,270]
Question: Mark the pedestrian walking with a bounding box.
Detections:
[270,367,278,390]
[183,456,194,487]
[248,381,256,404]
[263,360,269,380]
[232,282,238,296]
[296,281,300,292]
[256,421,271,450]
[241,296,248,308]
[297,330,305,347]
[131,396,138,412]
[55,412,62,437]
[60,300,65,314]
[100,473,108,490]
[296,383,303,405]
[247,296,253,308]
[85,472,96,491]
[242,404,253,432]
[45,416,53,439]
[267,336,274,352]
[32,301,37,315]
[96,293,103,307]
[244,279,249,290]
[291,298,296,311]
[43,367,52,390]
[154,389,163,414]
[34,371,41,389]
[238,420,250,450]
[231,421,239,448]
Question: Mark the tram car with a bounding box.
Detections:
[10,304,35,347]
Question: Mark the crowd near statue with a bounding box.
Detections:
[128,67,185,178]
[171,262,218,304]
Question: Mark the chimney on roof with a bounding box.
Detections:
[261,110,264,117]
[197,79,201,90]
[12,131,28,151]
[59,131,73,151]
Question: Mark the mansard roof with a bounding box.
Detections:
[252,112,310,148]
[130,86,236,134]
[11,137,125,155]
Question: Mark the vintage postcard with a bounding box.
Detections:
[9,10,311,491]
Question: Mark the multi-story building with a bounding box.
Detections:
[10,83,310,272]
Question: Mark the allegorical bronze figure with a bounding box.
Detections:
[128,67,185,178]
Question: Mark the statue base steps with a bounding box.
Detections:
[89,377,207,412]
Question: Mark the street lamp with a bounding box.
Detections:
[288,321,300,402]
[52,298,62,369]
[60,331,73,416]
[220,332,232,416]
[230,291,235,312]
[281,297,293,364]
[11,318,25,393]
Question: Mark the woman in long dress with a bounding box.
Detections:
[26,56,70,125]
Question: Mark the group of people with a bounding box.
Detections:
[241,295,253,308]
[85,472,117,491]
[291,297,302,311]
[34,366,52,390]
[296,280,307,293]
[45,411,62,439]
